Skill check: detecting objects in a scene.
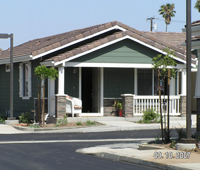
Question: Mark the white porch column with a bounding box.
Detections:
[58,66,65,95]
[134,68,137,95]
[79,67,82,99]
[181,68,186,96]
[100,67,104,116]
[170,77,176,95]
[48,78,55,116]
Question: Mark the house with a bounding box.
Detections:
[0,21,197,119]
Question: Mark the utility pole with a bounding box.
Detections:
[186,0,191,138]
[147,17,155,31]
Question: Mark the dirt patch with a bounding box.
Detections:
[149,141,200,154]
[15,122,102,128]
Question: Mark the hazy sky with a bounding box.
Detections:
[0,0,200,50]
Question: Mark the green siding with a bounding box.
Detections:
[65,67,79,97]
[0,59,43,118]
[104,68,134,98]
[70,39,160,64]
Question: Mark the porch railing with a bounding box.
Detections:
[133,95,180,116]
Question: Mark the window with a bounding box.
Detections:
[19,62,31,99]
[138,69,152,95]
[5,64,10,72]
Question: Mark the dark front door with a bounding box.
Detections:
[82,68,92,112]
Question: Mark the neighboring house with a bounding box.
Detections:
[0,21,197,119]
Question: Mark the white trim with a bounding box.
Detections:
[32,26,126,60]
[65,62,154,68]
[0,55,32,65]
[100,67,104,116]
[52,35,196,67]
[19,62,32,99]
[79,67,82,100]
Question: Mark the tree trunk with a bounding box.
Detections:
[167,69,170,142]
[42,84,45,127]
[158,70,163,141]
[165,24,167,32]
[38,84,41,125]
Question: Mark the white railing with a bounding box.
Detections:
[133,95,180,116]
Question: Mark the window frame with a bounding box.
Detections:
[19,62,32,99]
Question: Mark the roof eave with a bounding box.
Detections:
[0,55,32,65]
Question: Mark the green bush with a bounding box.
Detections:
[76,121,82,125]
[143,109,159,122]
[0,114,6,123]
[137,109,160,123]
[86,120,96,126]
[19,112,31,124]
[175,126,187,140]
[55,115,68,127]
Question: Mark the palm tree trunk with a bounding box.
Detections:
[165,24,167,32]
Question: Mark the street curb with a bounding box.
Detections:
[94,152,192,170]
[12,124,105,132]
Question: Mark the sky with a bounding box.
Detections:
[0,0,200,50]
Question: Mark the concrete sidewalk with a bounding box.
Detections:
[77,143,200,170]
[0,115,197,134]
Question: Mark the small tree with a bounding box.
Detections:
[35,65,58,126]
[195,0,200,12]
[152,47,177,142]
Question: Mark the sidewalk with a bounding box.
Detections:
[0,115,197,134]
[76,143,200,170]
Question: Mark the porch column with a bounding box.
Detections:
[48,77,55,116]
[121,94,133,117]
[58,66,65,95]
[100,67,104,116]
[56,66,66,118]
[180,68,186,116]
[170,77,176,95]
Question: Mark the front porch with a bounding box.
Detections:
[48,66,190,118]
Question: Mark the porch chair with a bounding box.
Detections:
[66,95,82,117]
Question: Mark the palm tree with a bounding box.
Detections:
[158,3,176,32]
[195,0,200,12]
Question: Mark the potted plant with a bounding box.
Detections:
[113,100,123,117]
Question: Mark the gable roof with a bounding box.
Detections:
[0,21,196,66]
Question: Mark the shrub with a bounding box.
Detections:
[86,120,96,126]
[175,126,187,140]
[76,121,82,125]
[137,109,160,123]
[0,114,6,123]
[19,112,31,124]
[143,109,159,122]
[55,115,68,127]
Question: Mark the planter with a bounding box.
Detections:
[118,109,122,117]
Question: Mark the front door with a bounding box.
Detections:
[81,67,100,113]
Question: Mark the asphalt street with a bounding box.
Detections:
[0,130,164,170]
[0,129,196,170]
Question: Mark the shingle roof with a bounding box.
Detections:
[43,21,196,65]
[0,21,196,65]
[0,22,115,59]
[142,31,186,50]
[191,20,200,26]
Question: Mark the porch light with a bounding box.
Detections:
[0,33,14,119]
